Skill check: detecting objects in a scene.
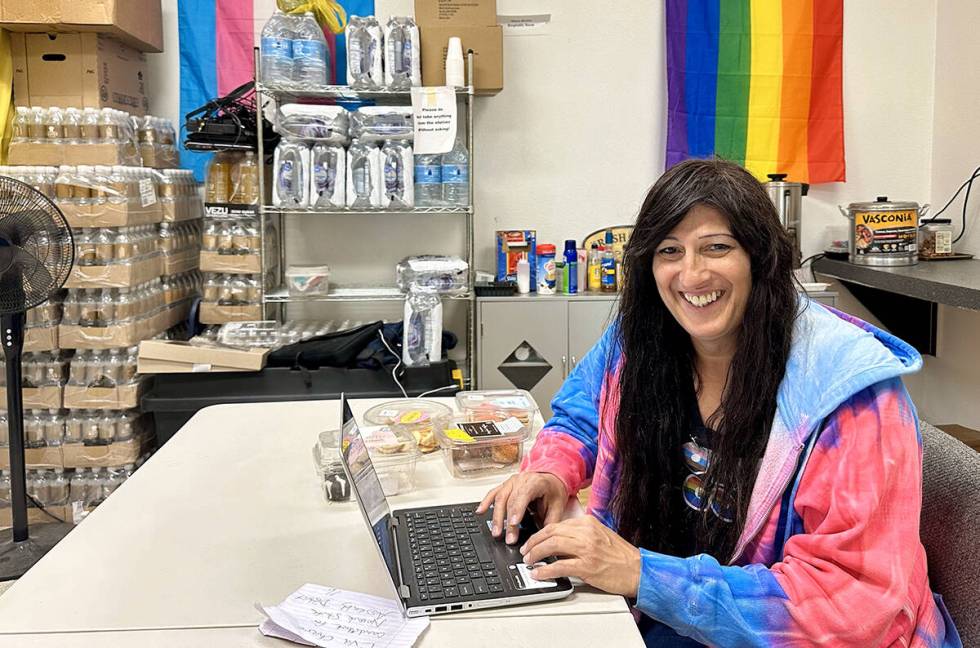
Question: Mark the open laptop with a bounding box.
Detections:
[338,395,574,617]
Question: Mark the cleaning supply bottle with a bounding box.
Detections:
[516,253,530,294]
[601,230,617,293]
[563,240,578,294]
[588,242,601,292]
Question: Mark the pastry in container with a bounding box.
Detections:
[454,389,539,427]
[436,416,530,479]
[360,424,419,495]
[363,399,452,454]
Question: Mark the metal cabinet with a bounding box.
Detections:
[478,295,617,419]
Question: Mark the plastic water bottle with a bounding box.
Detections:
[292,12,328,86]
[261,11,295,84]
[274,141,307,207]
[441,134,469,207]
[414,154,442,206]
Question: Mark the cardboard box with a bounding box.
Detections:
[0,0,164,53]
[0,505,71,529]
[7,141,141,166]
[199,303,264,325]
[419,25,503,94]
[66,254,164,289]
[415,0,497,26]
[11,32,149,114]
[495,230,536,284]
[200,251,263,275]
[64,380,148,410]
[59,200,163,229]
[60,308,173,350]
[0,446,64,470]
[162,247,201,276]
[25,326,59,353]
[0,385,64,410]
[62,432,152,468]
[137,339,269,374]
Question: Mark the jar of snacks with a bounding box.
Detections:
[437,416,530,479]
[919,218,954,258]
[364,400,452,455]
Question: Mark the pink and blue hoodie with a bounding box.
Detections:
[522,300,961,647]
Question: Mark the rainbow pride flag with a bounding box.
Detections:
[665,0,844,184]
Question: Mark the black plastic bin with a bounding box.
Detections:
[141,362,459,447]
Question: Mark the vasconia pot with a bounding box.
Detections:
[838,196,930,267]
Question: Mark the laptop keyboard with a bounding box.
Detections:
[405,504,504,602]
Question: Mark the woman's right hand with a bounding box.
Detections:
[476,472,569,544]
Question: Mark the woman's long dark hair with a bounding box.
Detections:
[612,159,798,560]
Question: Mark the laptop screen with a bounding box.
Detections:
[340,398,400,591]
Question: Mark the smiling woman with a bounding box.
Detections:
[477,159,961,647]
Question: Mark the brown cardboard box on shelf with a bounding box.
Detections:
[59,200,163,229]
[419,25,503,94]
[0,446,64,470]
[199,251,262,275]
[62,432,152,468]
[0,505,71,529]
[0,385,64,410]
[10,32,149,115]
[199,303,264,325]
[415,0,497,26]
[137,339,268,374]
[0,0,164,53]
[66,254,164,289]
[64,380,148,410]
[25,326,59,353]
[162,247,201,276]
[7,141,141,166]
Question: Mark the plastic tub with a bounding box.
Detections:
[312,429,351,502]
[363,399,452,454]
[455,389,539,427]
[436,416,529,479]
[361,424,419,495]
[286,265,331,297]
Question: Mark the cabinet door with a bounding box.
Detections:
[479,300,568,420]
[567,300,617,373]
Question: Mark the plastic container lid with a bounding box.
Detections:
[437,416,529,449]
[454,389,539,426]
[360,423,419,459]
[537,244,556,255]
[363,399,452,454]
[286,265,331,277]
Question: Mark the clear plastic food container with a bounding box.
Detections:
[217,320,282,348]
[361,424,419,495]
[455,390,539,427]
[363,400,452,455]
[312,429,351,503]
[286,265,331,297]
[436,416,529,479]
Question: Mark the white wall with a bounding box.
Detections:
[146,2,980,424]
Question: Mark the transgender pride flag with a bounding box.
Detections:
[178,0,372,180]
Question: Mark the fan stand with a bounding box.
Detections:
[0,312,72,581]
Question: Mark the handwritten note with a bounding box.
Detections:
[258,584,429,648]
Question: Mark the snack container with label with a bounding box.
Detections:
[361,424,419,495]
[363,399,452,455]
[454,390,539,428]
[285,265,331,297]
[312,429,351,503]
[436,416,530,479]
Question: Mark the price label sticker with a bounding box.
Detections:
[444,428,474,443]
[139,178,157,207]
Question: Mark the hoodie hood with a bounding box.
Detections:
[776,298,922,445]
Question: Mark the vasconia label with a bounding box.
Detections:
[853,210,918,255]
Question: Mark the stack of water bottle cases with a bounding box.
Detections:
[0,105,204,527]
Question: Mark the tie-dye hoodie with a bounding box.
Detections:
[522,299,961,647]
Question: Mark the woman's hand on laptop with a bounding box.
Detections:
[519,516,641,598]
[476,472,568,545]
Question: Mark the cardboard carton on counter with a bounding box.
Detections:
[10,32,149,114]
[0,0,164,53]
[137,339,268,374]
[199,303,264,326]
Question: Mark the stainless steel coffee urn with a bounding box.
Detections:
[763,173,807,267]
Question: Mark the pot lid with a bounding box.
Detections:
[847,196,920,211]
[764,173,809,195]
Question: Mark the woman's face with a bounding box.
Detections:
[652,204,752,354]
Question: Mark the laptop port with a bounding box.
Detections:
[435,606,447,612]
[451,604,463,611]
